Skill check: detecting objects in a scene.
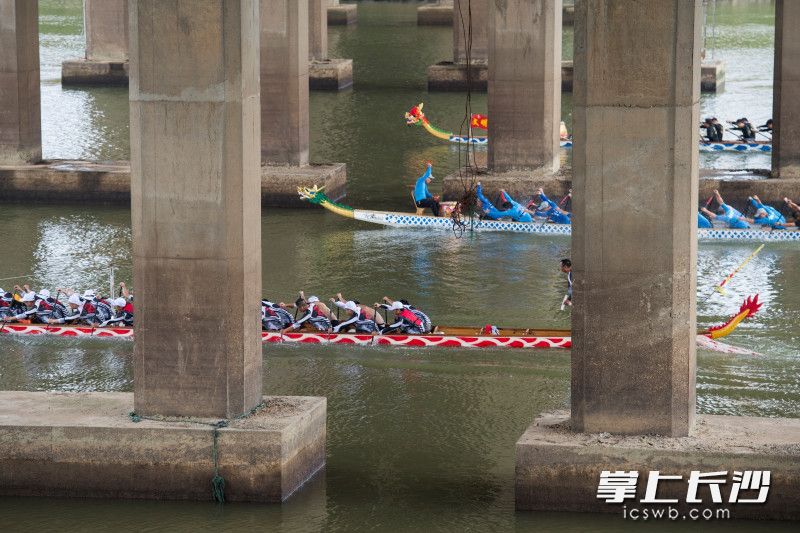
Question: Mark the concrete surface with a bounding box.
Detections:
[0,160,347,207]
[61,59,129,86]
[309,59,353,90]
[570,0,701,436]
[772,0,800,179]
[310,0,328,61]
[417,4,453,26]
[0,392,326,502]
[0,0,41,165]
[488,0,561,173]
[262,0,309,166]
[129,0,263,418]
[328,2,357,26]
[429,60,724,93]
[516,412,800,519]
[84,0,128,62]
[453,0,487,63]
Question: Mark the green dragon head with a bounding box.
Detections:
[298,185,329,205]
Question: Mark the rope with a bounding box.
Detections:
[128,401,266,503]
[0,274,34,282]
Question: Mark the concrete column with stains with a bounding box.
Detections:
[772,0,800,179]
[571,0,701,436]
[84,0,129,62]
[0,0,41,165]
[130,0,263,418]
[453,0,488,63]
[261,0,309,166]
[487,0,561,173]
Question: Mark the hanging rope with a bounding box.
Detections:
[128,401,266,503]
[453,0,479,237]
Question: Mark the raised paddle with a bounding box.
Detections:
[714,244,765,296]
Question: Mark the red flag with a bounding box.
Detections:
[470,114,488,130]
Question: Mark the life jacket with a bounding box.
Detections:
[409,308,432,333]
[399,308,423,328]
[262,307,284,331]
[95,300,114,322]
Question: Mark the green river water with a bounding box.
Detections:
[0,1,797,530]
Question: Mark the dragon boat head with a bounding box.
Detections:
[704,294,762,340]
[405,102,425,126]
[297,185,328,205]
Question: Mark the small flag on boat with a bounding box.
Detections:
[470,114,488,130]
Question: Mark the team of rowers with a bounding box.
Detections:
[700,117,772,142]
[262,292,432,335]
[0,283,134,327]
[413,163,571,224]
[698,190,800,230]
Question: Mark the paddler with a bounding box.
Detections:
[282,295,333,333]
[498,189,533,223]
[475,182,514,220]
[1,288,55,323]
[100,297,135,327]
[414,162,441,217]
[397,298,433,333]
[729,118,756,140]
[560,259,573,310]
[0,290,15,319]
[261,299,294,331]
[700,190,750,229]
[758,119,773,133]
[748,195,786,229]
[329,298,378,334]
[333,293,385,327]
[532,188,571,224]
[375,300,425,335]
[48,292,85,325]
[784,197,800,226]
[698,211,713,229]
[701,117,722,142]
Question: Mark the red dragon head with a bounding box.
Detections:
[405,102,426,126]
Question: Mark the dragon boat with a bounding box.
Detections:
[404,103,771,153]
[298,185,800,242]
[0,296,762,355]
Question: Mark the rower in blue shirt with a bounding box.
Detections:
[533,188,571,224]
[748,195,785,229]
[476,182,514,220]
[700,189,750,229]
[414,162,441,216]
[499,190,533,223]
[698,212,712,228]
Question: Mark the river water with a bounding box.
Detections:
[0,1,797,530]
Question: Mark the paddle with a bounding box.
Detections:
[714,244,765,296]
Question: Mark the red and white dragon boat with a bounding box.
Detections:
[0,296,762,355]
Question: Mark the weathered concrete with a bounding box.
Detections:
[0,392,326,502]
[327,0,357,26]
[0,160,346,207]
[488,0,561,173]
[429,60,724,93]
[772,0,800,179]
[516,412,800,519]
[417,1,453,26]
[0,0,41,165]
[262,0,309,166]
[309,0,328,61]
[309,59,353,90]
[129,0,263,418]
[85,0,129,62]
[453,0,488,63]
[571,0,701,436]
[61,59,129,86]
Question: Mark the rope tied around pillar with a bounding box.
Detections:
[127,401,266,503]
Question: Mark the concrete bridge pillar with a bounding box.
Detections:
[772,0,800,179]
[570,0,700,436]
[309,0,328,61]
[0,0,41,165]
[488,0,561,173]
[84,0,128,62]
[453,0,488,63]
[261,0,309,166]
[130,0,263,418]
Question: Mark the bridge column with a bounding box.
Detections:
[308,0,353,90]
[772,0,800,179]
[487,0,561,173]
[453,0,488,63]
[85,0,128,62]
[570,0,700,436]
[0,0,41,165]
[130,0,263,417]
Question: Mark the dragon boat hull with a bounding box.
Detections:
[348,208,800,242]
[0,323,753,354]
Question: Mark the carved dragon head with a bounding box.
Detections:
[405,102,426,126]
[297,185,328,205]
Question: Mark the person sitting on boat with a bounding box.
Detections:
[98,298,134,327]
[375,300,425,335]
[283,295,333,333]
[414,162,441,217]
[0,290,16,319]
[700,190,750,230]
[47,292,84,325]
[748,195,786,229]
[785,197,800,226]
[333,293,385,328]
[396,298,433,333]
[758,119,773,133]
[262,299,294,331]
[532,188,571,224]
[329,298,378,334]
[1,288,59,324]
[475,182,514,220]
[730,118,756,141]
[698,211,713,229]
[497,190,534,223]
[701,117,722,142]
